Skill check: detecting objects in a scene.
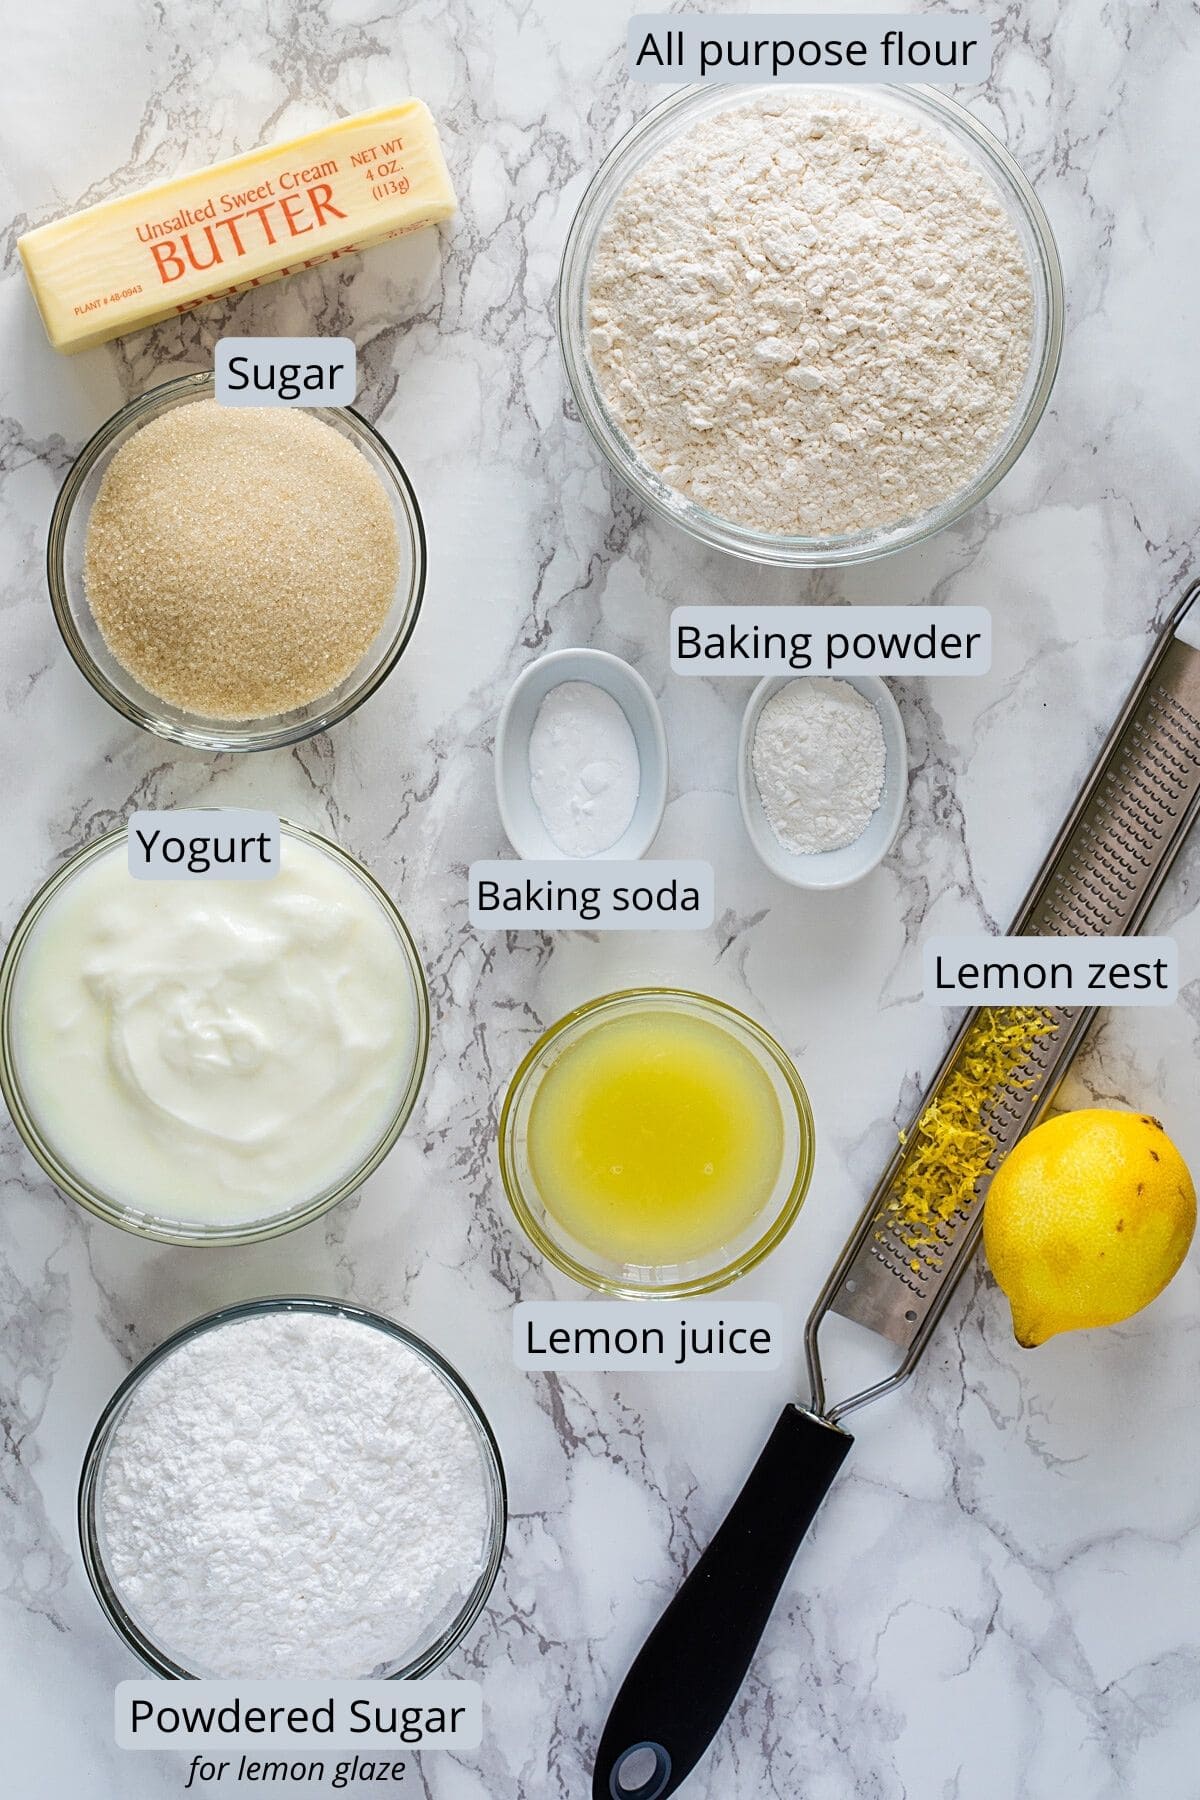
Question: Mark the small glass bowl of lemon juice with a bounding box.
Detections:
[498,989,815,1298]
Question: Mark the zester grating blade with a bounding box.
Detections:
[830,600,1200,1351]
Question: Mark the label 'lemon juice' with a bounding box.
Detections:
[526,1007,785,1265]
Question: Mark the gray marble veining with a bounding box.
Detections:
[2,1,1199,1796]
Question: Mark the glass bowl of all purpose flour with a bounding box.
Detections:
[558,84,1063,568]
[0,822,430,1245]
[78,1298,507,1679]
[47,371,427,752]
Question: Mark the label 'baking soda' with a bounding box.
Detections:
[469,860,713,931]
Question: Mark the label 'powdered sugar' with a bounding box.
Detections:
[97,1310,492,1679]
[588,91,1034,539]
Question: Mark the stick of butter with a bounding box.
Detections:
[18,100,457,353]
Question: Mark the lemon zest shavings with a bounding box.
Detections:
[883,1007,1058,1253]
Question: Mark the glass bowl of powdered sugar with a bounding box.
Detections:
[559,84,1063,567]
[79,1298,506,1680]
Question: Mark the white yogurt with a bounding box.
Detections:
[9,834,421,1226]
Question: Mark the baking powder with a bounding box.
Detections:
[98,1311,491,1678]
[588,92,1034,537]
[529,680,640,856]
[752,678,886,853]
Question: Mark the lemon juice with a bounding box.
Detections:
[526,1006,786,1265]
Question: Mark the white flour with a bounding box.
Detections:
[588,92,1034,537]
[98,1311,490,1678]
[752,678,886,853]
[529,679,640,856]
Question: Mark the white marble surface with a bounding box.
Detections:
[2,2,1199,1796]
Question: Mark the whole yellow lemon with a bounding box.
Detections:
[984,1108,1196,1347]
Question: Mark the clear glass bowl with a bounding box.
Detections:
[498,988,815,1298]
[78,1296,507,1680]
[0,821,430,1246]
[47,371,427,751]
[558,83,1064,568]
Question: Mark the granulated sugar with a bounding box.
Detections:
[98,1310,491,1678]
[84,401,399,718]
[588,92,1034,538]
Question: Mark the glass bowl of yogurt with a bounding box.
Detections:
[0,823,430,1244]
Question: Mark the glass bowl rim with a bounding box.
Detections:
[77,1294,508,1682]
[557,80,1065,569]
[0,818,431,1246]
[498,985,816,1298]
[46,370,428,752]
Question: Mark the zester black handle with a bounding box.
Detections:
[592,1405,853,1800]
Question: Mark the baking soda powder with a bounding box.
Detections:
[529,680,640,856]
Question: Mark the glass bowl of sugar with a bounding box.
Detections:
[558,83,1063,567]
[47,371,426,751]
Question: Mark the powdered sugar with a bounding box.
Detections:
[752,678,886,853]
[97,1310,492,1678]
[588,91,1034,538]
